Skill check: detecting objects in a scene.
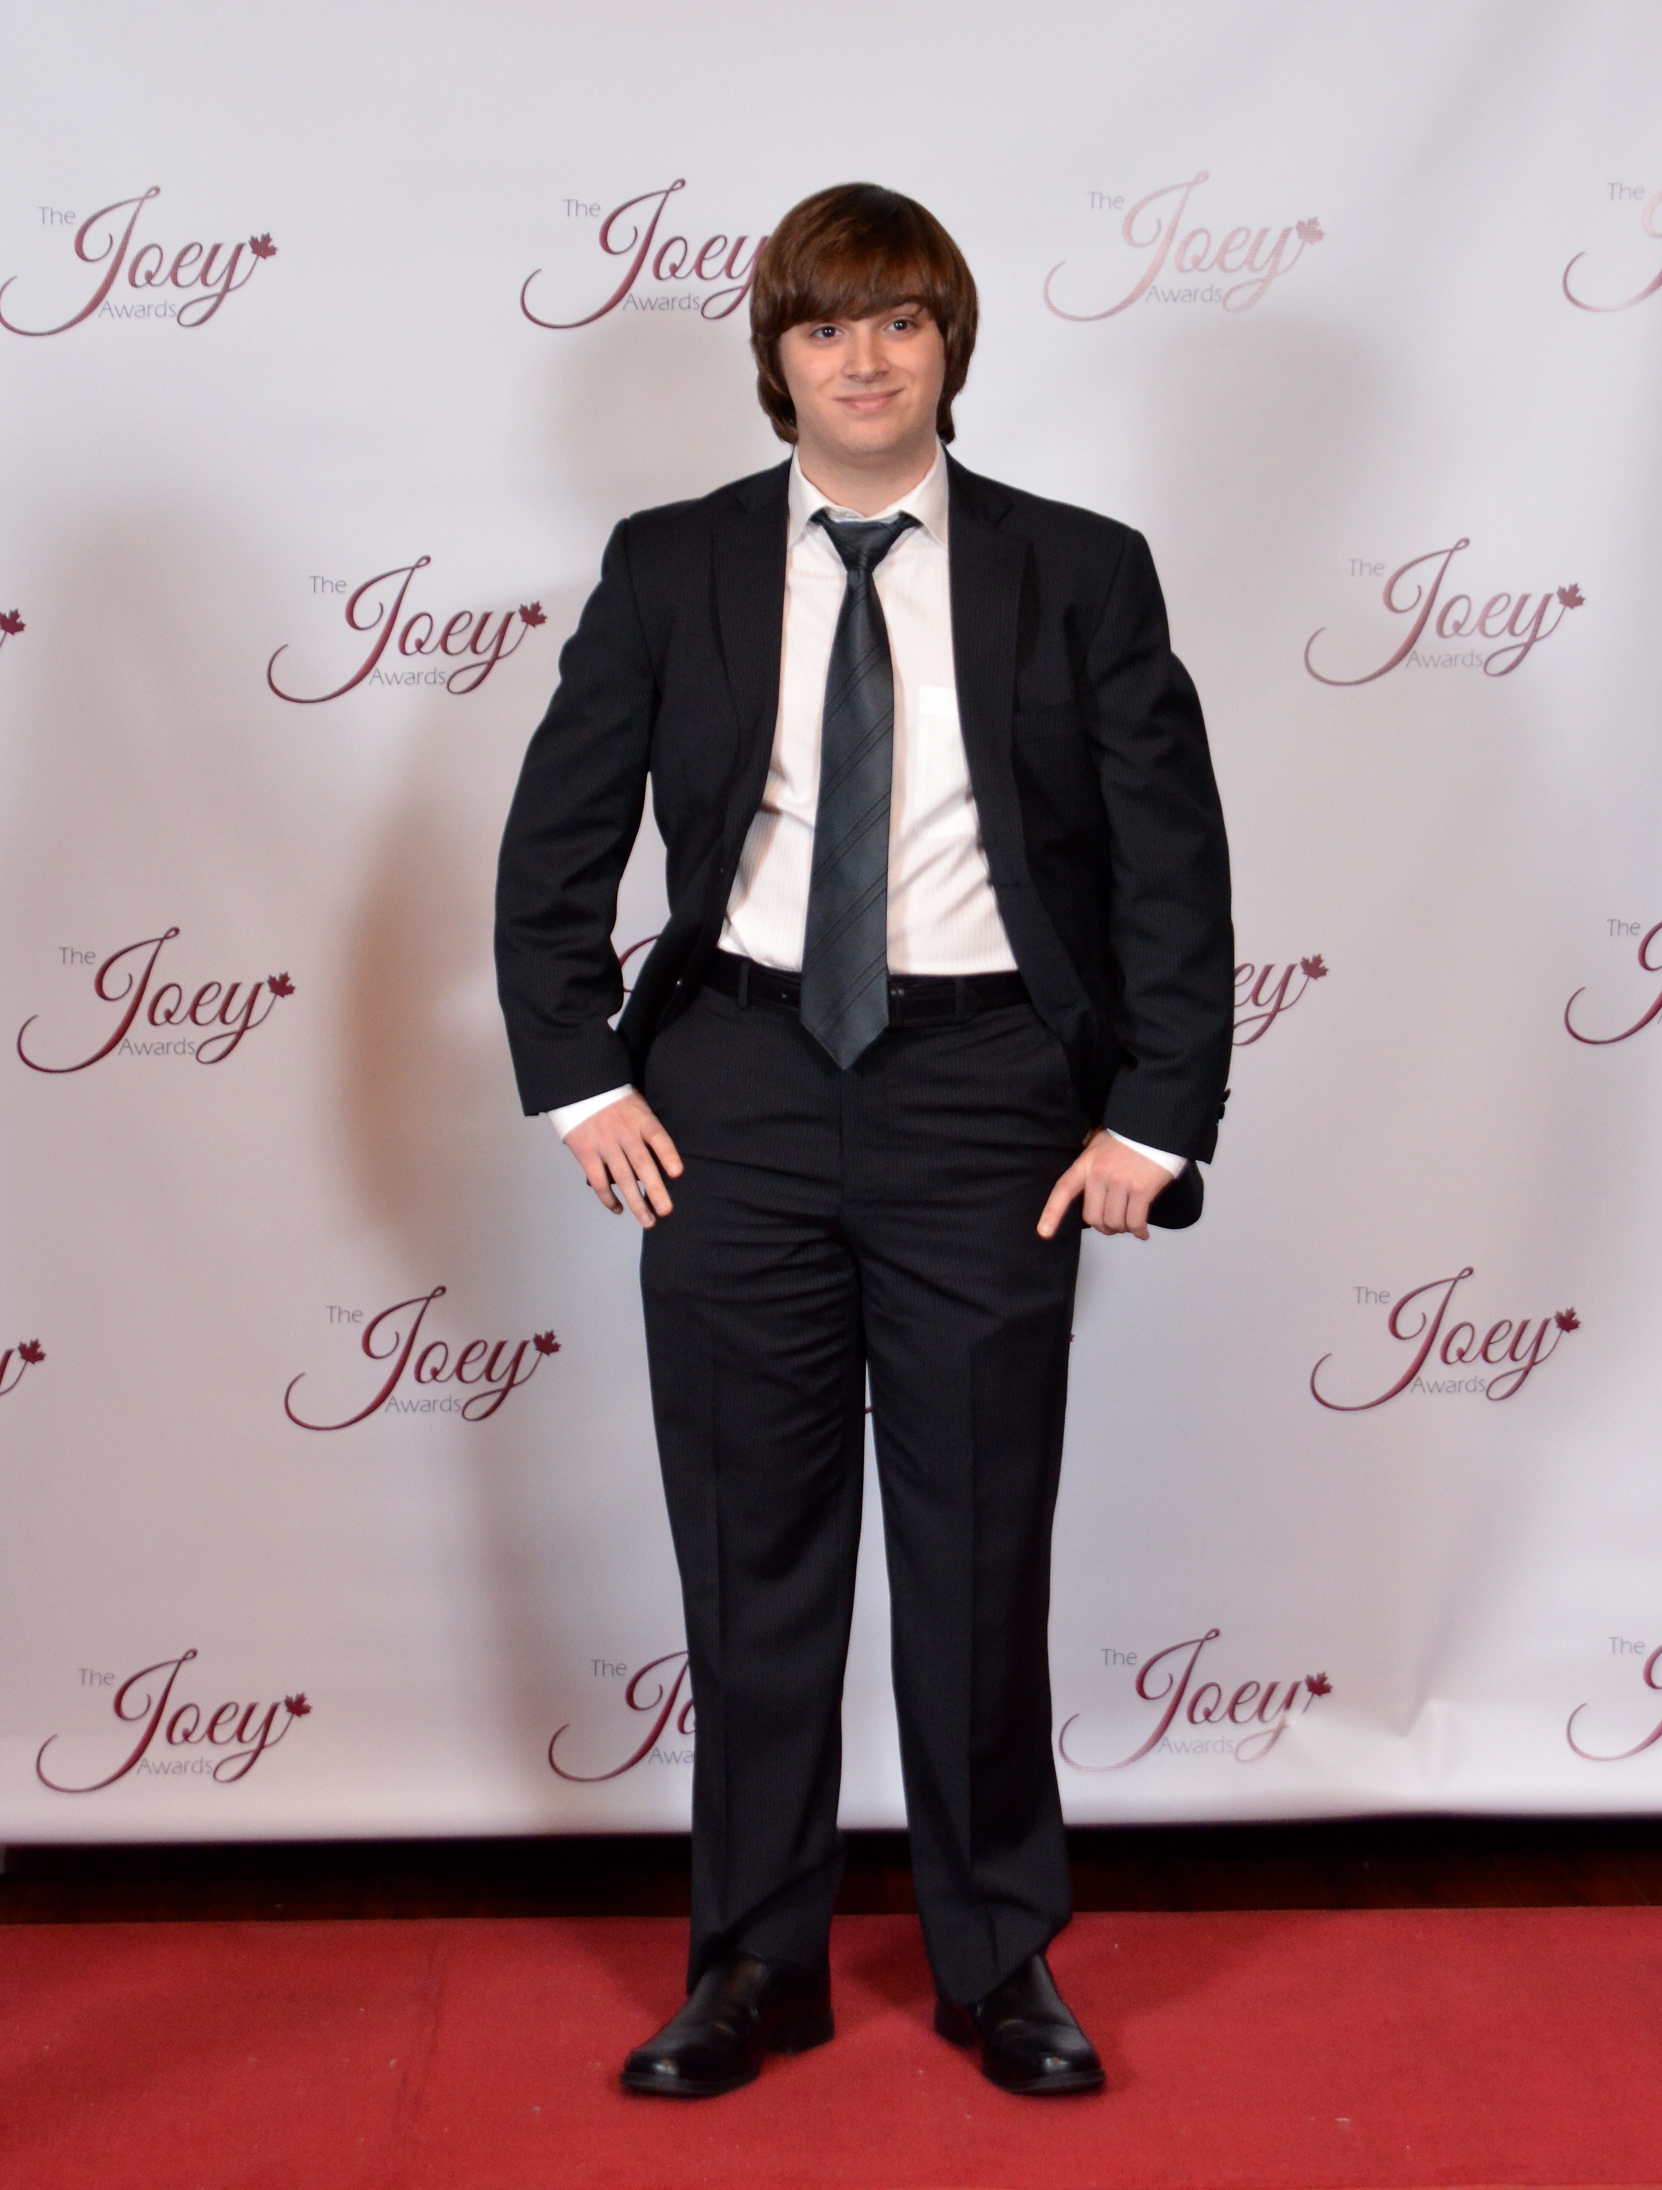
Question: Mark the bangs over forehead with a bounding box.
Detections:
[750,183,979,444]
[769,232,950,329]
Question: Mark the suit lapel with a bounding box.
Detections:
[946,456,1093,1050]
[712,462,790,856]
[947,458,1029,887]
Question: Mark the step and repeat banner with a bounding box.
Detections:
[3,0,1661,1842]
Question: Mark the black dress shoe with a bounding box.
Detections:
[620,1952,833,2098]
[935,1952,1106,2095]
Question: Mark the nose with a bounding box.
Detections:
[843,325,889,379]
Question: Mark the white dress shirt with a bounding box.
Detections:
[722,444,1015,976]
[549,445,1182,1180]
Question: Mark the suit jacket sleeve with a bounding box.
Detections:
[495,520,657,1116]
[1085,528,1233,1160]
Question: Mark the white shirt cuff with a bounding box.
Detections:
[1105,1130,1186,1180]
[547,1085,634,1141]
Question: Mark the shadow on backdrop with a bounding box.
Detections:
[333,309,781,1801]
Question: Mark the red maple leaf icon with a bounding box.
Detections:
[283,1693,312,1716]
[249,234,278,259]
[1305,1672,1333,1698]
[533,1330,561,1356]
[1300,954,1329,979]
[17,1340,45,1365]
[519,602,547,627]
[266,972,295,998]
[1554,1308,1581,1332]
[1296,218,1325,246]
[0,609,24,637]
[1556,583,1585,609]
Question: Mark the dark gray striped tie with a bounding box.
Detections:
[800,509,919,1069]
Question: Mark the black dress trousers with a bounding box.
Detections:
[639,977,1089,2008]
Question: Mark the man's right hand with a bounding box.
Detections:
[564,1091,683,1228]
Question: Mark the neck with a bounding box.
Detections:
[795,434,938,517]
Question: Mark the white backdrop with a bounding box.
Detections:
[4,0,1662,1843]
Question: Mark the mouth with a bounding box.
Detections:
[838,388,901,416]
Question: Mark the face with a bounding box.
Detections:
[776,303,947,471]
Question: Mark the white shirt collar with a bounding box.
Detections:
[788,441,949,549]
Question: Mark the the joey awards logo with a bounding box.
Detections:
[1311,1271,1580,1410]
[1235,955,1328,1046]
[1046,174,1323,319]
[267,561,547,701]
[1565,921,1662,1045]
[284,1289,560,1429]
[17,932,294,1072]
[0,606,23,655]
[1305,543,1584,684]
[1563,184,1662,312]
[1568,1642,1662,1763]
[1060,1631,1333,1768]
[521,181,768,327]
[1,1336,45,1396]
[36,1651,310,1792]
[548,1650,695,1781]
[1,190,276,334]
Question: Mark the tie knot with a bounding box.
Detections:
[813,509,919,578]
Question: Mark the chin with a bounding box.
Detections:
[833,419,923,458]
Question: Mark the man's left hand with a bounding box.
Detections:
[1038,1130,1175,1242]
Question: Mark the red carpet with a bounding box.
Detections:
[5,1908,1662,2188]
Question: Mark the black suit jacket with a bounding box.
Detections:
[496,454,1234,1179]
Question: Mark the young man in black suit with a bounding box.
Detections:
[497,183,1232,2098]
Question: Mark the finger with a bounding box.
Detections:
[1089,1180,1129,1236]
[1126,1189,1153,1242]
[641,1118,684,1179]
[1037,1161,1086,1238]
[619,1132,675,1218]
[603,1147,657,1229]
[576,1151,624,1214]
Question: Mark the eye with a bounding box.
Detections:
[809,323,841,340]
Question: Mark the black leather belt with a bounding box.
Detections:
[701,951,1029,1025]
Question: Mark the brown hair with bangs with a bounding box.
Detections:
[750,184,979,445]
